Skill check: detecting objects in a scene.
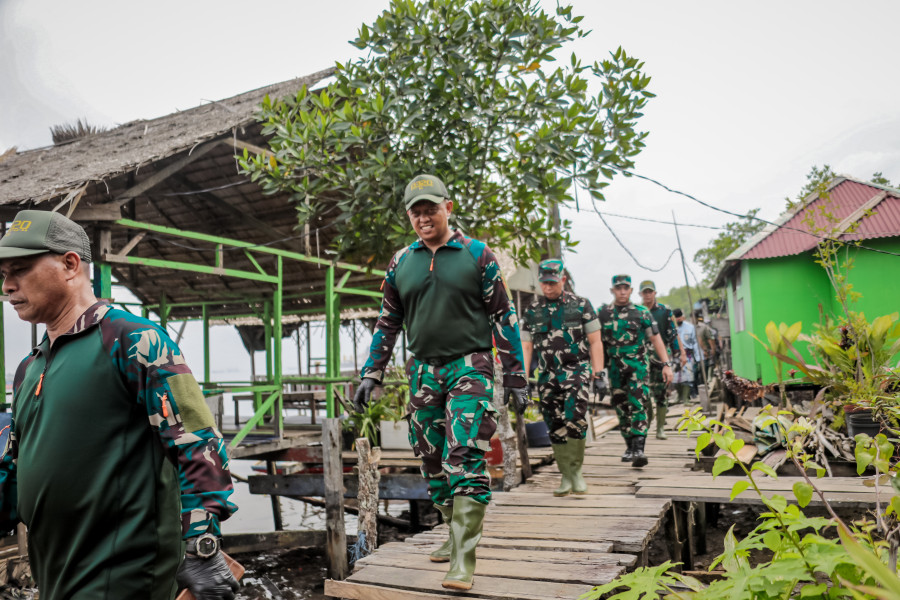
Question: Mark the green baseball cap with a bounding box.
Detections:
[639,280,656,292]
[611,274,631,287]
[404,174,449,210]
[538,259,564,283]
[0,210,92,262]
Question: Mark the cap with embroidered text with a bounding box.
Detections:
[0,210,92,262]
[404,174,449,210]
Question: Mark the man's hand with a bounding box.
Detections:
[353,378,377,412]
[679,351,688,368]
[662,364,673,386]
[504,385,531,414]
[177,551,240,600]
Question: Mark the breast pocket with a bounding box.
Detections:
[563,316,584,344]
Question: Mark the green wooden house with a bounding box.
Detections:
[713,176,900,384]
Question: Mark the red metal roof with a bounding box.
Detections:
[739,179,900,260]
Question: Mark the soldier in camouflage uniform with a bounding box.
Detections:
[353,175,528,591]
[598,274,673,467]
[521,259,604,496]
[639,280,687,439]
[0,211,238,600]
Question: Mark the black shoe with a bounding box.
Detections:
[631,436,648,468]
[621,441,634,462]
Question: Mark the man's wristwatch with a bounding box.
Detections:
[185,532,220,559]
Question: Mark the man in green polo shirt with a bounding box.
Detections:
[353,174,529,591]
[0,211,238,600]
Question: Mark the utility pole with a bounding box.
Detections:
[673,211,710,399]
[672,211,694,313]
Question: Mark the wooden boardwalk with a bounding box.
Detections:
[325,413,697,599]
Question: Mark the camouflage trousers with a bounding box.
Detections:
[537,365,590,444]
[643,361,669,422]
[608,353,649,439]
[405,351,497,506]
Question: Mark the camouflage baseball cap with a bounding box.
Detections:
[611,274,631,287]
[404,174,449,210]
[0,210,92,262]
[538,259,564,283]
[639,280,656,292]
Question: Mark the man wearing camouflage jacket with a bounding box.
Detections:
[353,174,528,591]
[598,274,673,467]
[0,210,238,600]
[521,259,603,496]
[639,280,687,439]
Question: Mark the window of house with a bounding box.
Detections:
[735,297,746,332]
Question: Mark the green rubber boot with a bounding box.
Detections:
[551,443,574,496]
[429,503,453,563]
[656,403,669,439]
[569,438,588,495]
[441,496,487,591]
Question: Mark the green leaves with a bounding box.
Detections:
[240,0,652,265]
[712,454,736,477]
[792,481,814,507]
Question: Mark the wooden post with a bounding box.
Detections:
[516,414,532,481]
[494,368,519,491]
[266,460,284,531]
[355,437,381,556]
[323,418,349,579]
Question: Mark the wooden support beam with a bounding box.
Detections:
[114,141,219,203]
[117,231,147,257]
[356,437,381,557]
[220,137,274,160]
[248,472,430,501]
[222,530,326,555]
[323,418,349,579]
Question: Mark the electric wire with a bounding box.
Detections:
[590,194,680,272]
[609,166,900,258]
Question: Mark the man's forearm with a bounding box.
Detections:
[651,334,669,363]
[586,330,604,373]
[522,341,534,380]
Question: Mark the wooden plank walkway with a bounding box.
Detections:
[325,412,697,599]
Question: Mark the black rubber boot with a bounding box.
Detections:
[621,438,634,462]
[631,436,648,468]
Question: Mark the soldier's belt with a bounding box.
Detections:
[607,343,640,355]
[417,349,491,369]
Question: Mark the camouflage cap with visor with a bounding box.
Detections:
[404,174,449,210]
[611,274,631,287]
[639,280,656,292]
[538,259,564,283]
[0,210,92,262]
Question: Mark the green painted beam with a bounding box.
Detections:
[115,218,385,277]
[104,253,278,284]
[229,390,280,448]
[334,286,383,299]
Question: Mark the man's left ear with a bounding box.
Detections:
[62,252,83,276]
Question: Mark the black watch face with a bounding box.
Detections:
[196,534,218,557]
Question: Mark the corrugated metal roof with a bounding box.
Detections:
[738,178,900,260]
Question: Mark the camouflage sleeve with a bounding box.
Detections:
[0,427,17,531]
[108,313,237,538]
[519,305,533,343]
[360,253,405,382]
[479,245,526,387]
[642,308,658,338]
[666,310,681,353]
[582,298,601,335]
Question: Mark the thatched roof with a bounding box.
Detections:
[0,68,333,205]
[0,68,390,322]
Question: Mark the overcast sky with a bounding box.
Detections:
[2,0,900,378]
